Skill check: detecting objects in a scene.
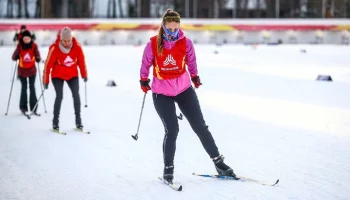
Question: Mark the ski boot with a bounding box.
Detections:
[20,108,28,115]
[213,155,238,179]
[20,108,31,119]
[53,125,59,131]
[53,118,59,131]
[163,165,174,183]
[32,111,40,116]
[76,116,83,130]
[76,124,83,130]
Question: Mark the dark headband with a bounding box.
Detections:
[163,16,180,21]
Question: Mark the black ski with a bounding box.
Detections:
[158,177,182,191]
[192,173,279,186]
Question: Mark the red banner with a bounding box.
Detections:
[0,23,347,31]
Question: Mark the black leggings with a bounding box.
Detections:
[19,75,37,112]
[51,77,81,123]
[153,87,220,166]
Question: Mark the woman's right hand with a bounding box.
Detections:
[140,78,151,93]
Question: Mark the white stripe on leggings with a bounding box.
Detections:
[161,117,168,161]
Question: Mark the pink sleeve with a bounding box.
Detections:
[185,38,198,76]
[140,41,154,78]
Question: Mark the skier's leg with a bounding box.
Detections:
[176,87,236,177]
[153,93,179,182]
[52,78,64,129]
[28,75,38,113]
[18,76,28,112]
[176,87,219,158]
[66,77,82,128]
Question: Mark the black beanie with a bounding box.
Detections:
[21,30,31,38]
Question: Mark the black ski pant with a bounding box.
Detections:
[52,77,81,126]
[153,86,220,166]
[19,75,38,112]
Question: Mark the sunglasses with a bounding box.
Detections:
[163,16,180,23]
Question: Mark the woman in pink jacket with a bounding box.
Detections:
[139,9,236,183]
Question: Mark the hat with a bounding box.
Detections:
[60,27,72,40]
[21,30,31,38]
[20,25,27,29]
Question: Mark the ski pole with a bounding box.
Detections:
[29,89,45,117]
[10,60,16,82]
[132,93,147,141]
[5,62,17,116]
[36,62,47,113]
[84,81,88,107]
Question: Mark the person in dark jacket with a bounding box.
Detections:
[12,30,41,114]
[13,25,36,43]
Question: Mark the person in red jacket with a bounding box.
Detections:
[43,27,88,131]
[12,30,41,115]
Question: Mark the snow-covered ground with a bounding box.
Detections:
[0,44,349,200]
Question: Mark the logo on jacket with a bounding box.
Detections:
[163,54,176,66]
[23,53,31,62]
[63,56,74,67]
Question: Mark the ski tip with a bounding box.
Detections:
[273,179,279,186]
[158,177,183,191]
[74,128,90,134]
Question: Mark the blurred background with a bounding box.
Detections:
[0,1,350,46]
[0,0,349,19]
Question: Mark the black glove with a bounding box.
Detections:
[191,75,202,88]
[36,57,41,63]
[140,78,151,93]
[43,84,48,90]
[83,78,88,82]
[13,55,19,61]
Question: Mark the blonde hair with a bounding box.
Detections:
[156,9,181,55]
